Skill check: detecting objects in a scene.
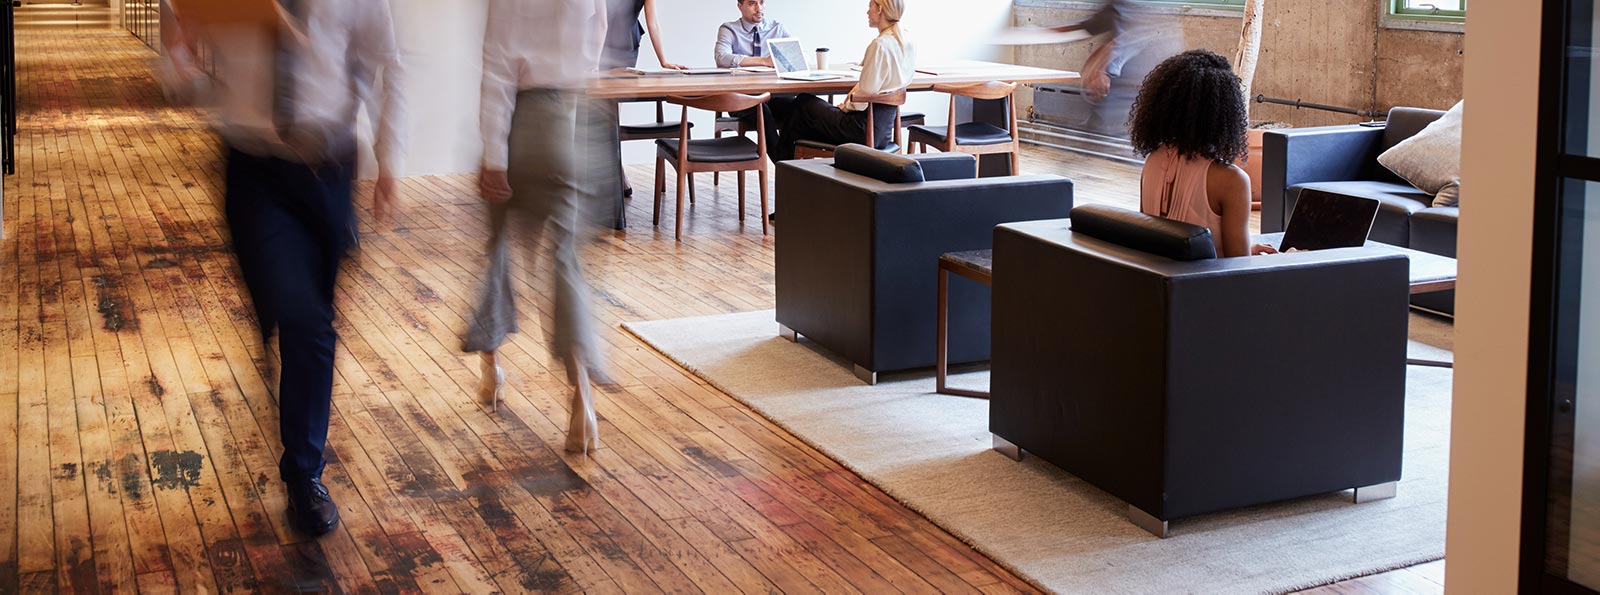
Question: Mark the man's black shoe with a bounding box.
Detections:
[286,477,341,537]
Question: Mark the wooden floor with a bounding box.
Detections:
[0,8,1440,594]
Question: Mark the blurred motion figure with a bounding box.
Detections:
[468,0,609,454]
[161,0,409,537]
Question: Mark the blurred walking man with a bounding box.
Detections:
[164,0,409,536]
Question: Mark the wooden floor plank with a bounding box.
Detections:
[0,8,1436,595]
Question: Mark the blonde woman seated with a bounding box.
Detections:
[1130,49,1276,257]
[770,0,916,162]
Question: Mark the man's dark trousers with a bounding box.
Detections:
[224,147,354,484]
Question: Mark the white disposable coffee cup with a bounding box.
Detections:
[815,48,830,70]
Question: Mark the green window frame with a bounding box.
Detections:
[1389,0,1466,21]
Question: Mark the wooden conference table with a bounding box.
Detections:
[589,60,1081,99]
[591,61,1080,228]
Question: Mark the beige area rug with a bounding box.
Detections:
[623,310,1455,594]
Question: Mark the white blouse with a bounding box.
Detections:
[842,29,916,112]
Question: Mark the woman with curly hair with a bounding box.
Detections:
[1129,49,1275,257]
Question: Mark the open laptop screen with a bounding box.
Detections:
[1278,189,1381,252]
[768,38,807,73]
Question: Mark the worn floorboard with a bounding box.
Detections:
[0,6,1433,594]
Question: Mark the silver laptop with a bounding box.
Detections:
[768,38,843,81]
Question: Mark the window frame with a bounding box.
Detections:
[1389,0,1467,22]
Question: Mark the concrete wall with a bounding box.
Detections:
[1445,0,1537,590]
[1011,1,1463,129]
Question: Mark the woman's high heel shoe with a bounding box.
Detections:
[564,363,600,454]
[479,351,505,412]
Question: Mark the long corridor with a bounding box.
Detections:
[0,10,1044,594]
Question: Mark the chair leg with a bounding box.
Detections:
[675,167,687,240]
[758,165,770,235]
[1010,150,1019,176]
[653,156,665,227]
[737,169,746,223]
[737,170,746,211]
[689,173,696,204]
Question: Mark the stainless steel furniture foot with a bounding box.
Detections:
[1353,481,1398,503]
[992,435,1023,461]
[778,324,798,342]
[1128,505,1169,538]
[853,364,877,385]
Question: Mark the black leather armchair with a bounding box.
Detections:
[1262,107,1457,313]
[775,145,1073,383]
[990,206,1410,537]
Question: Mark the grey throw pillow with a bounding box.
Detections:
[1378,100,1463,207]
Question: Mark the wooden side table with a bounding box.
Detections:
[937,250,994,398]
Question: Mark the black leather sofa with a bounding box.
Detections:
[775,145,1073,384]
[990,206,1409,537]
[1262,107,1457,313]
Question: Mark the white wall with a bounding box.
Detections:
[362,0,1016,177]
[1444,0,1541,591]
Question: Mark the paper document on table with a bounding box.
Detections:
[735,66,776,73]
[989,27,1092,46]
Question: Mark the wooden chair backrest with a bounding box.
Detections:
[666,93,771,113]
[847,88,908,107]
[932,81,1017,100]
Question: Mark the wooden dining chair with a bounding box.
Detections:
[792,88,909,159]
[907,81,1022,175]
[620,99,695,202]
[655,93,772,240]
[711,112,749,186]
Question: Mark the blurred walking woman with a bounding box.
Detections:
[599,0,684,221]
[771,0,915,161]
[467,0,608,454]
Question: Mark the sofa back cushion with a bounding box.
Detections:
[1381,107,1448,154]
[1069,204,1218,261]
[835,144,925,183]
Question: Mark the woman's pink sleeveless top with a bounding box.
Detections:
[1140,146,1224,250]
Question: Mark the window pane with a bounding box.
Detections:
[1567,0,1600,157]
[1402,0,1463,10]
[1552,180,1600,588]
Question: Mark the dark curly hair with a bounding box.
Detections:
[1127,49,1248,163]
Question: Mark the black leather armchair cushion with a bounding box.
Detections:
[1287,181,1432,247]
[776,159,1073,373]
[909,152,978,181]
[1069,205,1217,261]
[1261,107,1446,233]
[991,219,1409,522]
[834,144,924,183]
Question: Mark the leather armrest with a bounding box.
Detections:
[1263,125,1384,233]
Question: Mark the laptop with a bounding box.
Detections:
[768,38,844,81]
[1277,189,1382,252]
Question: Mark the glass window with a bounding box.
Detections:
[1390,0,1466,20]
[1550,181,1600,589]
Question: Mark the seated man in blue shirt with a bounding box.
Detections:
[714,0,791,68]
[714,0,795,146]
